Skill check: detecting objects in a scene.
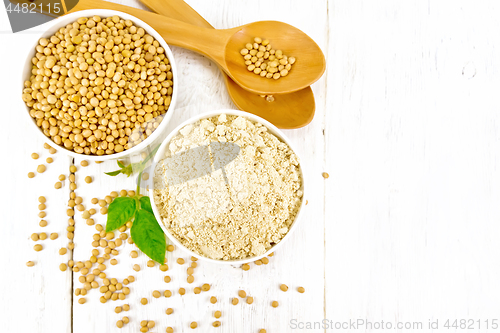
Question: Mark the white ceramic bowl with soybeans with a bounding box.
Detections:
[21,9,178,161]
[149,109,306,265]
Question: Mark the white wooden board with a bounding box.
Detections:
[2,0,500,332]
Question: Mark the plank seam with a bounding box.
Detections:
[70,158,75,333]
[323,1,331,332]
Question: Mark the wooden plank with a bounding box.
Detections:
[71,157,139,333]
[325,0,500,328]
[67,1,329,332]
[0,33,73,332]
[2,0,329,331]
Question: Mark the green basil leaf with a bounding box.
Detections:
[139,196,153,215]
[131,209,166,264]
[105,170,122,176]
[106,197,137,232]
[117,160,125,168]
[123,164,134,177]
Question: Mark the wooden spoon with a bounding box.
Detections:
[137,0,315,129]
[70,0,326,95]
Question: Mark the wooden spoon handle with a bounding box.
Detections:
[139,0,214,29]
[71,0,227,64]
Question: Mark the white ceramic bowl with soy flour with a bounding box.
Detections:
[21,9,178,161]
[149,109,306,265]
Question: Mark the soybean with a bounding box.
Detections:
[240,37,295,81]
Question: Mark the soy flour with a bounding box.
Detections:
[153,114,302,260]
